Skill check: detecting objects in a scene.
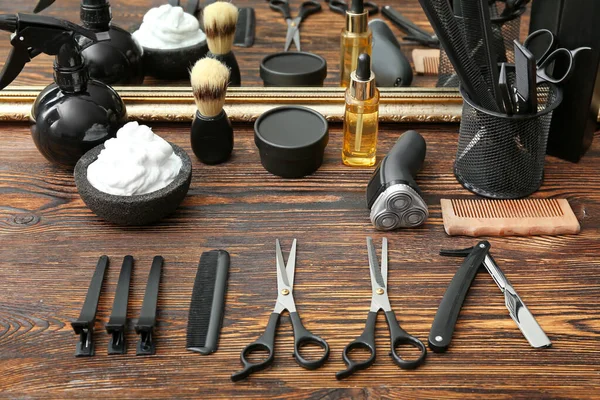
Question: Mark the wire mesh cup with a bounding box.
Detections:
[437,4,526,87]
[455,82,563,199]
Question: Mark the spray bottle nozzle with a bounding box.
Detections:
[0,13,109,90]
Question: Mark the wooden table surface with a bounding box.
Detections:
[0,121,599,398]
[0,0,529,88]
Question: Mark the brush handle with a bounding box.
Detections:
[191,110,234,165]
[208,51,241,86]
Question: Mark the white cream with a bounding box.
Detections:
[87,122,182,196]
[132,4,206,50]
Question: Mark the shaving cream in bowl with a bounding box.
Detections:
[133,4,208,79]
[75,122,192,225]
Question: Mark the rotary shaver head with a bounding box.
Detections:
[366,130,428,231]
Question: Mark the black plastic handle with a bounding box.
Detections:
[428,241,490,353]
[378,130,427,188]
[385,311,427,369]
[290,311,330,369]
[231,312,279,382]
[336,311,377,380]
[369,19,413,87]
[269,0,292,19]
[297,1,322,19]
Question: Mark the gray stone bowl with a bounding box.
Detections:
[74,143,192,225]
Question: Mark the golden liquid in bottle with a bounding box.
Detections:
[342,90,380,167]
[339,30,372,87]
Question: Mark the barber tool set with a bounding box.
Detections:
[1,0,596,387]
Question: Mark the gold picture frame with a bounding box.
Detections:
[0,86,464,123]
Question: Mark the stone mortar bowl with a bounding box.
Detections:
[74,143,192,225]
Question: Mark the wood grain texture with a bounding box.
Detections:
[0,122,599,398]
[0,0,530,88]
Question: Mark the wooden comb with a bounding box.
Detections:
[412,49,440,75]
[441,198,581,237]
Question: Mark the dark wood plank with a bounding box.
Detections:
[0,121,599,398]
[0,0,530,88]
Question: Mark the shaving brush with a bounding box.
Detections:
[190,57,233,164]
[203,1,241,86]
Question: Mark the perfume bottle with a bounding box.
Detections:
[342,53,379,167]
[339,0,372,87]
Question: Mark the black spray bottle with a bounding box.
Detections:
[34,0,144,85]
[0,13,128,168]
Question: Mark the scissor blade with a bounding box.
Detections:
[367,237,385,289]
[284,22,295,51]
[293,25,301,51]
[287,239,297,288]
[276,239,291,288]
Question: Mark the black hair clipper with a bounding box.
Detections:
[366,130,428,230]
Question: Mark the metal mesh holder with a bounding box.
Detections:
[437,4,525,88]
[455,82,563,199]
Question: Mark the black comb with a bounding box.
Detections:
[186,250,230,355]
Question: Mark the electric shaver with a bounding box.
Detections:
[366,130,428,230]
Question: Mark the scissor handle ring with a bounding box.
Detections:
[389,334,427,370]
[294,335,330,369]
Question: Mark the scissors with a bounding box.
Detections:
[523,29,590,85]
[231,239,330,381]
[336,237,427,380]
[268,0,322,51]
[325,0,379,16]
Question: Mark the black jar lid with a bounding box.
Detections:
[254,106,329,160]
[260,52,327,86]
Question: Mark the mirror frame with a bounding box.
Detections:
[2,86,598,123]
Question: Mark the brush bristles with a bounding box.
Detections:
[203,1,238,55]
[190,58,230,117]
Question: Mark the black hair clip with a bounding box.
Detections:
[106,255,134,355]
[135,256,163,356]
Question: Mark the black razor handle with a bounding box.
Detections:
[428,241,490,353]
[369,19,413,87]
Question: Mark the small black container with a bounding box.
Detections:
[190,110,234,165]
[254,106,329,178]
[260,52,327,87]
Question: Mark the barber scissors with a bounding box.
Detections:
[523,29,590,85]
[325,0,379,16]
[336,237,427,380]
[268,0,322,51]
[231,239,330,381]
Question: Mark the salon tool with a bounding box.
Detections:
[0,13,127,168]
[268,0,321,52]
[326,0,378,16]
[342,53,379,166]
[186,250,230,355]
[367,130,428,230]
[513,40,538,114]
[260,52,327,86]
[340,0,372,87]
[135,256,163,356]
[255,106,329,178]
[71,256,109,357]
[33,0,144,84]
[413,49,440,75]
[497,0,530,18]
[231,240,330,381]
[106,256,134,354]
[233,7,256,47]
[203,1,241,86]
[418,0,500,111]
[440,198,580,237]
[190,57,233,165]
[429,241,552,353]
[498,62,514,115]
[369,19,413,87]
[530,0,600,162]
[168,0,200,15]
[381,6,439,48]
[336,238,427,380]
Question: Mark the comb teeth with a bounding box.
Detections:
[441,198,580,237]
[186,250,230,355]
[412,49,440,75]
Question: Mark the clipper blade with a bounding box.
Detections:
[370,184,428,230]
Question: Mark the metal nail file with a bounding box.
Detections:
[483,254,551,348]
